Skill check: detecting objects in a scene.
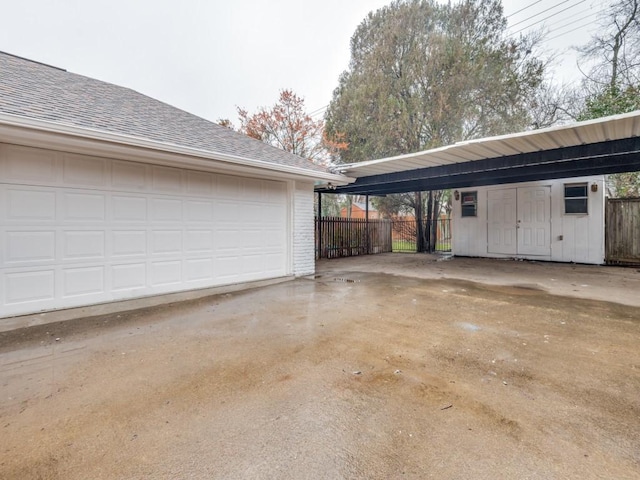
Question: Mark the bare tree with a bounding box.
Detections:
[577,0,640,88]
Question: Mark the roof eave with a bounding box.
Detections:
[339,109,640,177]
[0,113,354,185]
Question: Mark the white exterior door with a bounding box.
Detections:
[487,186,551,257]
[488,189,517,254]
[517,186,551,256]
[0,144,289,318]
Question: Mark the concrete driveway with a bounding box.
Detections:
[1,254,639,479]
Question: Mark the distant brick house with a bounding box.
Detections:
[340,202,380,219]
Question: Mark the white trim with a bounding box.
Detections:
[0,113,354,185]
[340,110,640,177]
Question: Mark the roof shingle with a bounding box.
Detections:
[0,51,328,173]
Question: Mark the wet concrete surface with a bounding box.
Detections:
[1,255,639,479]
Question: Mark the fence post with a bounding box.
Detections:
[365,194,370,254]
[317,192,322,259]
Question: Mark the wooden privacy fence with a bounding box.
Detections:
[606,197,640,265]
[315,217,392,259]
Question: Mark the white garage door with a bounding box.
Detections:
[0,143,289,318]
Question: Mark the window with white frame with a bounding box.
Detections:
[461,191,478,217]
[564,183,588,214]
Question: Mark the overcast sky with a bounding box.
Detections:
[0,0,605,125]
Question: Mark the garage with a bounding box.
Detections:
[0,143,291,317]
[0,51,349,321]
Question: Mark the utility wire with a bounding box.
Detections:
[542,8,603,39]
[509,0,588,36]
[308,104,328,116]
[508,0,577,29]
[507,0,544,18]
[544,8,600,30]
[546,19,598,41]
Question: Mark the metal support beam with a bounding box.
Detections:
[317,138,640,196]
[365,194,369,254]
[317,191,322,260]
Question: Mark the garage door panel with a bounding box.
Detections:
[150,261,182,286]
[243,229,263,248]
[263,180,287,201]
[215,228,242,251]
[263,203,286,219]
[186,258,214,282]
[264,253,286,274]
[63,154,107,187]
[185,200,214,222]
[151,198,182,222]
[185,230,213,252]
[3,144,58,184]
[215,256,241,280]
[242,254,266,277]
[6,230,56,264]
[63,231,105,260]
[112,230,147,257]
[244,204,263,223]
[242,178,265,201]
[112,263,146,291]
[4,269,55,304]
[216,175,241,196]
[264,228,286,248]
[112,195,147,221]
[150,230,182,255]
[152,166,183,193]
[62,192,106,222]
[215,201,239,221]
[112,161,147,191]
[62,266,105,297]
[1,148,289,318]
[186,171,214,196]
[6,188,56,221]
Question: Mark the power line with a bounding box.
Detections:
[546,19,598,42]
[507,0,578,30]
[544,8,599,30]
[507,0,545,19]
[542,7,604,39]
[308,104,328,116]
[509,0,588,37]
[309,105,328,119]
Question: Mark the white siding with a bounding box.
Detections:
[292,181,315,276]
[0,143,292,318]
[452,176,605,265]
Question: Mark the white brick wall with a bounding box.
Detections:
[292,181,315,276]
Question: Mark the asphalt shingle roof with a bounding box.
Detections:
[0,51,328,173]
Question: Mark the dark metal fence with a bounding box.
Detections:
[392,218,452,253]
[315,217,451,259]
[606,197,640,265]
[315,217,393,259]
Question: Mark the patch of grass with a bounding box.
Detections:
[392,240,451,252]
[393,240,416,252]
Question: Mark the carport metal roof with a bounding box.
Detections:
[318,110,640,195]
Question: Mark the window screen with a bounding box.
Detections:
[564,183,588,214]
[461,191,477,217]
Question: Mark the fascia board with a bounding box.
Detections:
[0,113,354,185]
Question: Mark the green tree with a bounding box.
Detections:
[325,0,545,164]
[578,84,640,197]
[324,0,547,250]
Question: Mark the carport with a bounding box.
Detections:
[316,111,640,263]
[318,111,640,195]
